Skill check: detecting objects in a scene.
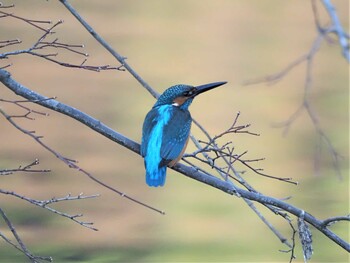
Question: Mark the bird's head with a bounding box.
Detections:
[154,81,227,109]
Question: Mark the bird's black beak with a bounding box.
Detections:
[194,81,227,97]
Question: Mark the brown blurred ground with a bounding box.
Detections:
[0,0,349,262]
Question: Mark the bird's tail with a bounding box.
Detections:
[146,166,167,187]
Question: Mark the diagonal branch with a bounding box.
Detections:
[0,159,50,176]
[0,189,99,231]
[1,68,348,253]
[0,103,164,215]
[58,0,158,98]
[2,2,348,259]
[242,1,346,179]
[321,0,350,62]
[0,9,51,32]
[0,208,52,263]
[58,4,292,242]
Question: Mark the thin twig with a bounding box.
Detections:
[0,10,51,32]
[0,159,50,176]
[321,215,350,227]
[242,3,345,179]
[0,16,122,72]
[0,190,99,230]
[0,39,21,48]
[185,113,296,249]
[321,0,350,61]
[0,208,53,263]
[0,106,165,215]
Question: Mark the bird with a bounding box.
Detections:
[141,81,227,187]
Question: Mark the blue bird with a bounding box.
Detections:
[141,81,227,187]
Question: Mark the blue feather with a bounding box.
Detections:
[160,109,191,165]
[142,105,172,187]
[141,82,226,187]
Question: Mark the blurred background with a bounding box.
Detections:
[0,0,349,262]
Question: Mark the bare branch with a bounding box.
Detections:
[0,3,15,8]
[0,99,164,215]
[322,215,350,227]
[0,9,52,32]
[0,159,50,176]
[174,161,350,252]
[185,113,297,185]
[58,0,158,97]
[242,54,308,86]
[298,211,314,262]
[245,198,293,249]
[0,189,99,231]
[279,219,297,263]
[0,15,123,72]
[242,2,346,179]
[1,70,348,253]
[1,2,348,260]
[1,191,98,230]
[55,6,299,250]
[0,208,53,263]
[0,97,51,116]
[0,39,21,48]
[321,0,350,62]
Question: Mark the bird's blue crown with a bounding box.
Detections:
[154,84,195,107]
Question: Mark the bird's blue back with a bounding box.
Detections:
[141,104,192,187]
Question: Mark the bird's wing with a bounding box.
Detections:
[160,108,192,166]
[141,108,159,158]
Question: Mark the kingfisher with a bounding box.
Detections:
[141,81,227,187]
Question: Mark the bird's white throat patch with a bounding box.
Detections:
[172,96,187,107]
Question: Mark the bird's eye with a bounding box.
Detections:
[183,89,195,97]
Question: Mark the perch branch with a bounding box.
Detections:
[57,4,295,245]
[0,99,164,215]
[1,68,348,253]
